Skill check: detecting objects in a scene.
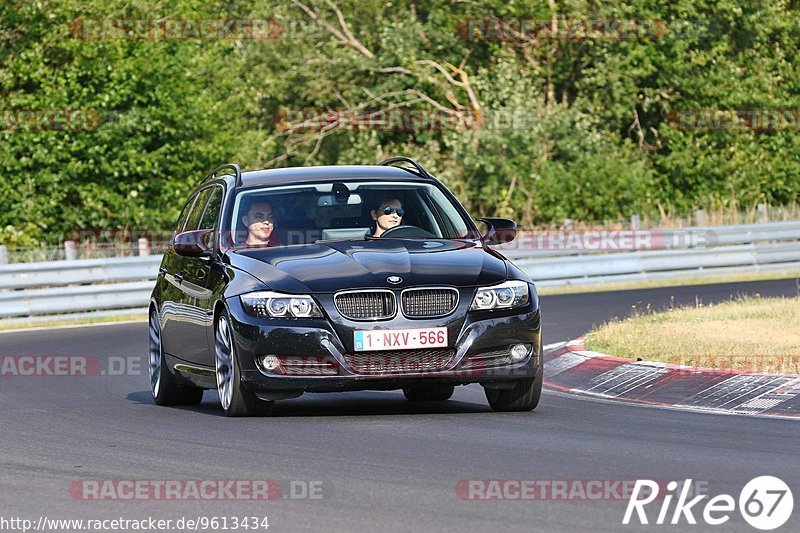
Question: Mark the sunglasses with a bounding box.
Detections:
[381,206,405,217]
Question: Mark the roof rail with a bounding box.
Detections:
[378,157,433,179]
[204,163,243,187]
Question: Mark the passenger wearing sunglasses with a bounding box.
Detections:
[370,198,405,237]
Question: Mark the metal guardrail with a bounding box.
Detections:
[0,281,154,316]
[0,221,798,318]
[500,221,800,258]
[517,243,800,287]
[0,256,162,290]
[701,221,800,246]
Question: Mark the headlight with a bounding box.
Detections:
[240,291,324,318]
[470,280,529,311]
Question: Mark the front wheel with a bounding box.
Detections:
[148,308,203,406]
[215,311,274,417]
[485,368,543,412]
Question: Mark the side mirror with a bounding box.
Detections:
[477,217,517,245]
[173,229,214,257]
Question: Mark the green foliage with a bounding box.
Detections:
[1,0,798,245]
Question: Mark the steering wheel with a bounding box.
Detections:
[378,225,436,239]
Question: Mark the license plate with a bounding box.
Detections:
[354,327,448,352]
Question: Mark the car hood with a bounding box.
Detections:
[227,239,508,294]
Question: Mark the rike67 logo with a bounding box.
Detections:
[624,476,793,530]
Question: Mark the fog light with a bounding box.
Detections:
[510,344,529,361]
[261,355,281,371]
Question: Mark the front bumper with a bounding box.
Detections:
[226,293,542,394]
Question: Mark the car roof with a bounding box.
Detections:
[237,165,434,189]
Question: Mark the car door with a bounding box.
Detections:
[176,185,222,366]
[159,192,198,359]
[161,187,213,361]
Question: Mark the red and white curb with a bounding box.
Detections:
[542,338,800,419]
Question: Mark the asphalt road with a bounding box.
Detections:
[1,279,798,532]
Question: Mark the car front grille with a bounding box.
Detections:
[278,356,339,376]
[401,288,459,317]
[334,291,396,320]
[343,349,455,374]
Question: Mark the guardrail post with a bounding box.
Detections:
[694,209,706,226]
[138,237,151,256]
[630,214,640,230]
[757,204,768,223]
[64,240,78,261]
[0,245,7,265]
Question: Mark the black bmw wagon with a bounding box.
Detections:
[149,158,542,416]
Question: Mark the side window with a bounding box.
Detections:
[183,187,214,232]
[417,192,446,238]
[199,187,222,230]
[427,187,470,238]
[174,193,197,235]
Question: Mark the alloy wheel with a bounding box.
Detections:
[148,310,162,398]
[215,315,234,411]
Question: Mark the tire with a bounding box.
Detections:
[485,367,543,412]
[148,308,204,406]
[403,384,455,402]
[215,311,274,417]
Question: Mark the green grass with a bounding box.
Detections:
[585,295,800,373]
[537,270,800,295]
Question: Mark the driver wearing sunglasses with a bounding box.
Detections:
[370,198,405,237]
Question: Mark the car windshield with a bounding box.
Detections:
[228,180,477,247]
